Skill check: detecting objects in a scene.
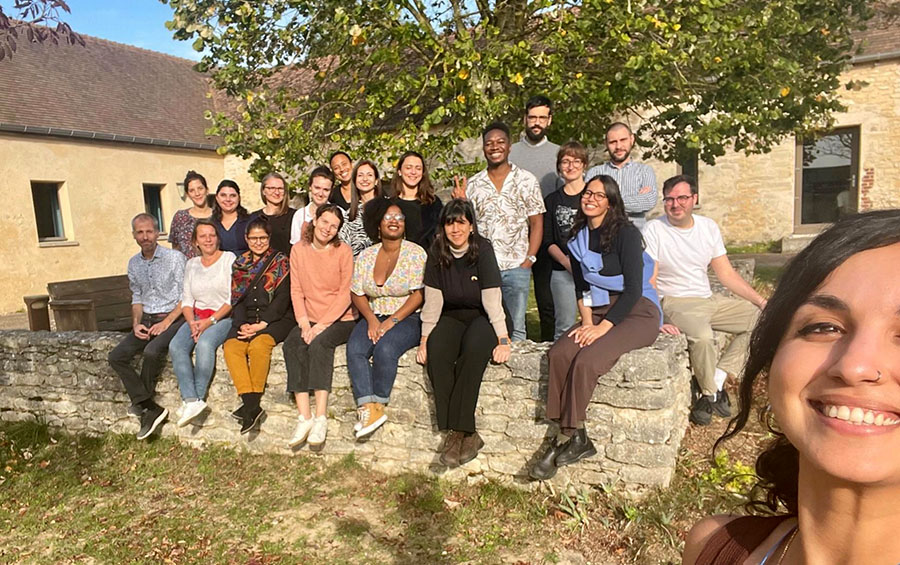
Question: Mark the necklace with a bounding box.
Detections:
[775,527,798,565]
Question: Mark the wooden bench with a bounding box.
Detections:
[25,275,133,332]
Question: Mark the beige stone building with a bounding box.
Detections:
[642,21,900,248]
[1,23,898,313]
[0,35,258,314]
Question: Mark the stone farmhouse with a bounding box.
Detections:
[0,21,898,313]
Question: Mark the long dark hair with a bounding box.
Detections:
[430,199,480,269]
[303,203,345,247]
[348,160,381,222]
[388,150,436,205]
[716,210,900,516]
[568,174,628,251]
[212,180,250,221]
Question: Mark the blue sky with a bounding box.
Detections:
[63,0,199,60]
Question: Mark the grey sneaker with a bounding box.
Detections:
[137,404,168,440]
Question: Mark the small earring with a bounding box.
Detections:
[761,403,781,433]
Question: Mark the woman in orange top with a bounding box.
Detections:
[283,204,356,448]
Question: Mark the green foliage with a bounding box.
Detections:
[701,449,756,495]
[162,0,876,179]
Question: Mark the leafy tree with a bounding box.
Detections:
[0,0,83,61]
[163,0,876,178]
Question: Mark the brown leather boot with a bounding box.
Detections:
[440,430,464,467]
[457,431,484,465]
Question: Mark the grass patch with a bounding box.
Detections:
[726,240,782,254]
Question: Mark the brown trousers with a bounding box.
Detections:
[223,334,277,395]
[546,296,660,428]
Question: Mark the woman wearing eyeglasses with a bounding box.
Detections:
[222,217,294,434]
[347,198,426,439]
[530,175,661,480]
[252,172,296,256]
[544,141,588,340]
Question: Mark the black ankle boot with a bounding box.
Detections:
[554,428,597,467]
[529,439,565,481]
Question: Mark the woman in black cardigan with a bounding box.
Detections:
[223,216,294,434]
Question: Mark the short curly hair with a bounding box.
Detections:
[362,197,403,242]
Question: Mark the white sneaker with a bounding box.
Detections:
[354,405,369,433]
[177,400,207,427]
[308,415,328,446]
[289,415,314,447]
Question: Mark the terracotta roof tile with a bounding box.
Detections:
[0,31,218,147]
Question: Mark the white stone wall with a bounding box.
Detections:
[0,331,691,493]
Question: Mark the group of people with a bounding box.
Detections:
[108,94,769,479]
[104,91,900,561]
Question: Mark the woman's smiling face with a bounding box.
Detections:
[768,242,900,485]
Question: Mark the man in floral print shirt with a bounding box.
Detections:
[453,121,545,341]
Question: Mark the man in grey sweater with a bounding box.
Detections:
[509,95,561,342]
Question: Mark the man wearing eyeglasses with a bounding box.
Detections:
[508,95,561,342]
[642,175,767,426]
[585,122,657,229]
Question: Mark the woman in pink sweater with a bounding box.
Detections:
[284,204,357,448]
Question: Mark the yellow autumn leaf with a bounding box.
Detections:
[334,112,342,120]
[559,28,567,36]
[672,23,681,31]
[456,94,466,104]
[246,91,255,103]
[458,69,469,80]
[510,72,524,86]
[780,86,791,97]
[358,85,365,94]
[575,72,583,79]
[713,56,722,63]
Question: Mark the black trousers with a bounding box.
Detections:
[108,313,184,405]
[283,320,355,393]
[426,309,496,433]
[533,245,555,342]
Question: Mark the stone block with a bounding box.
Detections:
[0,329,691,494]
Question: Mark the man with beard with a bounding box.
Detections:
[585,122,658,228]
[508,95,560,341]
[108,213,186,440]
[452,121,545,342]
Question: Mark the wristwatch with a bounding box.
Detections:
[499,337,510,345]
[391,317,401,324]
[526,255,537,264]
[210,316,218,324]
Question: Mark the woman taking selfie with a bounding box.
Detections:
[684,210,900,565]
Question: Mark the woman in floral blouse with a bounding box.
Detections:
[347,197,426,439]
[169,170,213,258]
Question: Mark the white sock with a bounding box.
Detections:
[713,367,728,391]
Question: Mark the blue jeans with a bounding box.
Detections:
[346,313,421,405]
[550,269,577,340]
[500,267,531,341]
[169,318,232,401]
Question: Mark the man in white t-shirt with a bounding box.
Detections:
[642,175,767,426]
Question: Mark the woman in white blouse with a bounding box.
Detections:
[169,218,237,427]
[289,166,336,247]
